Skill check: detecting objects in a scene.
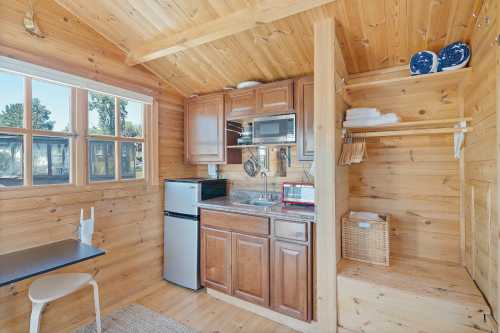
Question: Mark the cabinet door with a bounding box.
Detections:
[296,76,314,161]
[271,240,309,320]
[232,233,270,307]
[256,80,294,115]
[226,89,256,120]
[185,94,225,164]
[201,227,232,294]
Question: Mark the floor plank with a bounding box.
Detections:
[137,282,299,333]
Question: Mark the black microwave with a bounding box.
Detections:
[252,114,296,144]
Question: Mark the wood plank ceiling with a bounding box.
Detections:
[54,0,482,96]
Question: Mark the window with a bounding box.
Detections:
[32,136,70,185]
[0,57,153,189]
[0,134,23,187]
[89,140,115,181]
[87,92,146,182]
[0,71,24,129]
[32,79,71,132]
[121,142,143,179]
[0,71,73,187]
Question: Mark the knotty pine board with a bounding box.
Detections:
[347,76,462,264]
[463,0,498,317]
[0,1,196,332]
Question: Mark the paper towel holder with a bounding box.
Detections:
[78,207,95,245]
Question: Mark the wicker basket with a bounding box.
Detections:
[342,212,390,266]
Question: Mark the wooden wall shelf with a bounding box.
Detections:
[227,143,296,149]
[344,68,472,95]
[344,117,472,138]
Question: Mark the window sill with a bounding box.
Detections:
[0,179,149,192]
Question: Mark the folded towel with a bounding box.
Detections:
[349,211,383,221]
[346,108,380,120]
[343,113,400,128]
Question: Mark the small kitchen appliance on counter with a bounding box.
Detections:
[164,178,227,290]
[282,182,315,206]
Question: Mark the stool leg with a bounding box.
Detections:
[29,302,46,333]
[89,279,101,333]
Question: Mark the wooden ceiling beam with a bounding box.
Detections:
[126,0,337,66]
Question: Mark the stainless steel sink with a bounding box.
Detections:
[232,198,279,207]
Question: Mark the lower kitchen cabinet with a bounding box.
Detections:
[200,227,232,294]
[200,209,312,322]
[271,240,309,321]
[232,233,270,307]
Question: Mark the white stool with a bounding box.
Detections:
[29,273,101,333]
[28,208,101,333]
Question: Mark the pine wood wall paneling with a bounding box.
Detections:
[347,78,462,263]
[464,0,498,317]
[0,1,195,332]
[157,92,199,181]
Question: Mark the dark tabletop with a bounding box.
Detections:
[0,239,105,287]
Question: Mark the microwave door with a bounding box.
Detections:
[253,114,296,144]
[254,120,282,143]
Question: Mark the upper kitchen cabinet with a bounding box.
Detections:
[185,94,225,164]
[225,79,294,120]
[185,94,241,164]
[256,79,294,115]
[295,76,314,161]
[226,88,257,120]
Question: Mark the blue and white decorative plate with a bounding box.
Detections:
[410,51,438,75]
[437,42,471,72]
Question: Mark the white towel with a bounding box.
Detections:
[346,108,380,120]
[349,211,383,221]
[454,122,465,160]
[79,207,95,245]
[343,113,400,128]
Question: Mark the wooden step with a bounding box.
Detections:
[337,257,494,333]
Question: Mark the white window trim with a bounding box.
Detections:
[0,59,158,190]
[0,56,153,104]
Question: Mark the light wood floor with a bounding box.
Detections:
[137,282,299,333]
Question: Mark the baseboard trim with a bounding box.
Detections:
[206,288,318,333]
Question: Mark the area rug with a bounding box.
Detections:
[73,303,199,333]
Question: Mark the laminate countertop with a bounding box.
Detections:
[198,197,315,223]
[0,239,105,287]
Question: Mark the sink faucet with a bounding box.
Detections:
[260,169,269,200]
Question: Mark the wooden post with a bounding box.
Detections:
[314,18,337,333]
[74,88,87,186]
[115,97,121,180]
[24,77,33,186]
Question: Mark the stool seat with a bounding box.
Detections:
[29,273,93,303]
[28,273,101,333]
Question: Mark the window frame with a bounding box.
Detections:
[85,92,147,183]
[0,59,156,190]
[0,75,76,188]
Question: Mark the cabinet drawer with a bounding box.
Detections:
[274,219,308,242]
[201,209,269,236]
